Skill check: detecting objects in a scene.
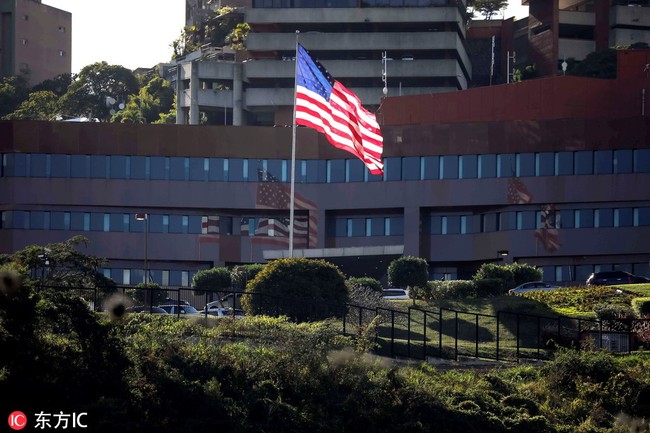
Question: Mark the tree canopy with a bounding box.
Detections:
[468,0,508,19]
[112,76,175,124]
[3,90,60,121]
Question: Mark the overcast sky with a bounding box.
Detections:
[42,1,529,74]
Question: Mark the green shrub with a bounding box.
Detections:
[231,263,265,290]
[475,278,507,297]
[241,258,348,321]
[126,282,167,306]
[522,286,634,314]
[631,297,650,317]
[509,263,543,287]
[387,256,428,289]
[424,280,476,300]
[192,267,232,295]
[473,263,514,290]
[346,277,382,293]
[543,348,620,393]
[593,303,636,321]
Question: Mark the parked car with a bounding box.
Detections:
[201,302,246,318]
[509,281,561,294]
[382,288,410,300]
[157,304,201,315]
[161,298,190,306]
[126,306,168,314]
[586,271,650,286]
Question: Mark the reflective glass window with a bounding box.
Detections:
[220,216,233,235]
[295,160,307,184]
[29,211,49,229]
[535,152,554,176]
[440,155,458,179]
[516,153,535,177]
[109,213,127,232]
[188,215,203,234]
[169,271,183,286]
[70,212,90,231]
[12,211,28,229]
[574,151,593,175]
[150,157,169,180]
[335,218,347,237]
[8,154,29,176]
[429,216,442,234]
[306,160,326,183]
[634,149,650,173]
[170,157,188,180]
[226,158,243,181]
[384,157,402,181]
[500,212,516,231]
[558,209,574,228]
[266,159,283,182]
[327,160,345,183]
[367,217,385,236]
[555,266,572,282]
[130,216,145,233]
[594,150,613,174]
[103,214,110,232]
[421,156,440,180]
[636,207,650,226]
[402,157,420,180]
[614,150,633,173]
[516,211,535,229]
[478,154,496,178]
[50,212,70,230]
[90,213,104,231]
[169,215,187,233]
[248,159,263,182]
[497,154,515,177]
[595,208,613,228]
[30,154,47,177]
[90,155,107,178]
[109,155,128,179]
[348,218,365,236]
[70,155,90,178]
[149,214,169,233]
[208,158,226,181]
[459,155,477,179]
[575,209,594,228]
[481,213,497,232]
[614,208,634,227]
[50,154,69,177]
[130,156,147,180]
[346,159,365,182]
[387,216,404,236]
[555,152,574,175]
[188,157,207,181]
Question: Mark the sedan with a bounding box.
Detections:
[382,288,410,300]
[586,271,650,286]
[509,281,561,294]
[126,305,168,314]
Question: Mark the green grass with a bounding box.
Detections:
[614,283,650,297]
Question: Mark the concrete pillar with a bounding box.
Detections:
[403,206,420,257]
[233,62,243,126]
[189,61,200,125]
[175,65,184,125]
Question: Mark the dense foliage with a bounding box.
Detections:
[387,256,429,289]
[231,263,265,290]
[2,282,650,432]
[242,258,348,321]
[126,281,167,306]
[473,263,542,292]
[412,278,506,300]
[521,286,635,317]
[346,277,383,293]
[192,267,232,295]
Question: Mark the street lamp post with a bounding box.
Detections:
[135,213,149,283]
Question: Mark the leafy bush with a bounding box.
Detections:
[387,256,428,289]
[522,286,634,314]
[542,348,620,393]
[126,282,167,306]
[192,267,232,295]
[475,278,507,297]
[593,303,636,321]
[231,263,265,290]
[631,297,650,317]
[473,263,514,290]
[241,258,348,321]
[346,277,382,293]
[509,263,543,287]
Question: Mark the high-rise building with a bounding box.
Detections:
[174,1,471,126]
[0,0,71,86]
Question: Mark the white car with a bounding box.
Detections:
[202,301,245,318]
[508,281,561,294]
[382,288,410,300]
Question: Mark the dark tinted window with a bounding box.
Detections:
[535,152,554,176]
[367,217,385,236]
[169,215,187,233]
[421,156,440,180]
[574,151,593,175]
[90,155,107,178]
[131,156,147,180]
[50,212,70,230]
[70,212,90,231]
[70,155,89,178]
[614,150,633,173]
[109,155,128,179]
[189,157,207,181]
[387,216,404,236]
[208,158,226,181]
[429,216,442,234]
[384,157,401,181]
[594,150,613,174]
[402,157,420,180]
[516,153,535,177]
[575,209,594,228]
[637,207,650,226]
[90,213,104,231]
[635,149,650,173]
[335,218,347,237]
[559,209,574,228]
[306,160,326,183]
[150,157,169,180]
[327,160,345,183]
[188,215,203,234]
[170,157,188,180]
[595,208,613,227]
[615,208,634,227]
[440,155,458,179]
[348,218,365,236]
[500,212,516,230]
[50,154,69,177]
[459,155,477,179]
[516,211,535,229]
[555,152,573,175]
[478,154,496,178]
[497,154,515,177]
[346,159,364,182]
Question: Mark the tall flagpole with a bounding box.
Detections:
[289,30,300,258]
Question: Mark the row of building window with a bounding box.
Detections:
[253,0,448,7]
[102,268,195,287]
[425,207,650,234]
[3,149,649,183]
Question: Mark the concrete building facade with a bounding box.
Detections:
[0,0,70,86]
[1,50,649,287]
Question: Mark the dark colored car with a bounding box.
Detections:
[157,305,202,315]
[162,298,190,306]
[586,271,649,286]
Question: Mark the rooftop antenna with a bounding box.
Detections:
[382,51,388,97]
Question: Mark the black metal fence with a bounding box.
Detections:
[38,285,650,362]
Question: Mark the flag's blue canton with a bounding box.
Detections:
[296,44,333,101]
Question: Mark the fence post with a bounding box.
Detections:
[391,310,395,358]
[496,311,500,362]
[204,291,208,318]
[454,311,459,362]
[537,316,541,360]
[407,309,411,359]
[516,313,520,362]
[438,308,443,358]
[342,304,347,334]
[423,311,428,360]
[475,314,479,358]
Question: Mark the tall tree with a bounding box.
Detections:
[3,91,60,121]
[31,73,72,97]
[112,76,174,124]
[0,76,29,119]
[469,0,509,19]
[60,62,139,122]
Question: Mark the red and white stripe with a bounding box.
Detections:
[296,81,384,175]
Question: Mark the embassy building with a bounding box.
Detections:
[1,49,650,286]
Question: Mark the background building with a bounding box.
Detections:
[0,0,71,86]
[1,49,649,286]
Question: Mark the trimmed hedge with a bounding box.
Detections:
[632,297,650,317]
[192,267,232,295]
[410,279,505,300]
[127,282,167,306]
[346,277,382,293]
[472,263,542,291]
[593,303,636,321]
[387,256,428,289]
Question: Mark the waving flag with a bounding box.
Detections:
[295,44,384,175]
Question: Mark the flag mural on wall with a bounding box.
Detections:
[506,177,562,253]
[295,44,384,175]
[252,168,318,248]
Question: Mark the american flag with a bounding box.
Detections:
[255,168,318,248]
[295,44,384,175]
[507,177,533,204]
[534,204,562,253]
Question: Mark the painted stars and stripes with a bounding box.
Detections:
[295,44,384,175]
